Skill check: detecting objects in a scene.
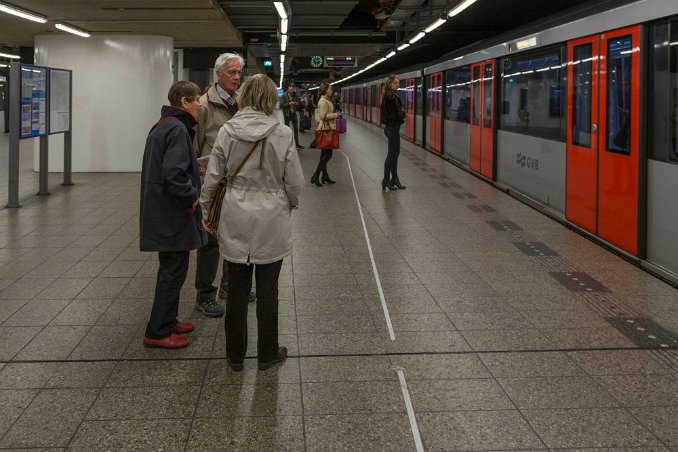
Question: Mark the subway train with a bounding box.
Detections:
[341,0,678,286]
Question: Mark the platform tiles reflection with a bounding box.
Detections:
[0,116,677,450]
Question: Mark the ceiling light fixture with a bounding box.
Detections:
[397,42,411,51]
[424,17,446,33]
[55,23,91,38]
[385,51,396,58]
[448,0,478,18]
[0,1,47,23]
[409,31,425,44]
[281,34,288,52]
[281,18,288,34]
[0,51,20,59]
[273,1,287,19]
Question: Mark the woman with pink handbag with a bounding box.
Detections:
[310,83,339,187]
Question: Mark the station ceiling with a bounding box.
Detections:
[0,0,633,86]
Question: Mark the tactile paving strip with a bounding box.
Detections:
[550,272,611,293]
[608,317,678,349]
[514,241,559,257]
[487,220,522,231]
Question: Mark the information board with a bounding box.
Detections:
[49,69,71,134]
[325,56,357,68]
[19,64,48,139]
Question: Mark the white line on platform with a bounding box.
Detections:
[397,370,425,452]
[341,151,396,341]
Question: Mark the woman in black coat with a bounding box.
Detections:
[139,81,207,350]
[379,75,406,190]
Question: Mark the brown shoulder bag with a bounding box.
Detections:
[204,138,266,232]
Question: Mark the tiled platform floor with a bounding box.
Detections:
[0,116,677,451]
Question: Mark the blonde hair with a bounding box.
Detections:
[380,75,399,104]
[237,74,277,116]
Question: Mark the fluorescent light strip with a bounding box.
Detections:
[424,17,446,33]
[0,51,20,59]
[55,23,90,38]
[0,2,47,23]
[409,31,425,44]
[281,18,288,34]
[281,34,288,52]
[386,51,396,58]
[448,0,478,18]
[273,1,287,20]
[397,42,410,51]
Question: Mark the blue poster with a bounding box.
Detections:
[19,65,48,139]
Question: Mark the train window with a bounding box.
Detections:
[444,66,471,122]
[649,20,678,164]
[500,46,566,141]
[396,86,406,108]
[572,43,593,148]
[416,78,424,116]
[483,65,493,128]
[606,35,632,155]
[472,66,481,126]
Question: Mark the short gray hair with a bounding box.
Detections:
[214,52,244,72]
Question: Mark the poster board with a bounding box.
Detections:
[19,64,48,139]
[49,68,71,134]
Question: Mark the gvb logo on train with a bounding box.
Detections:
[516,152,539,171]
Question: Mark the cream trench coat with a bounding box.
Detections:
[315,95,338,130]
[200,107,305,264]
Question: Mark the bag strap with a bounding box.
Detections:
[231,138,266,181]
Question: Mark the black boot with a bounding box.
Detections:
[382,180,397,191]
[322,172,336,184]
[392,179,406,189]
[310,172,323,187]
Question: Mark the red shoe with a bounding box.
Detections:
[171,321,194,335]
[143,334,190,349]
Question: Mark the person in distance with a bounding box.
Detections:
[379,75,406,190]
[310,83,339,187]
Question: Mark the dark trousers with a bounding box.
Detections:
[146,250,189,339]
[284,112,300,147]
[313,149,333,178]
[383,125,401,183]
[195,232,228,301]
[225,260,283,363]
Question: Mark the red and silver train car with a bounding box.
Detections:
[343,0,678,285]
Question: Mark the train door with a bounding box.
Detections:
[428,72,443,153]
[376,84,382,125]
[405,78,415,141]
[469,60,495,179]
[566,26,641,255]
[366,86,372,123]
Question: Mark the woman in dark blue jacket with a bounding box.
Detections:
[379,75,406,190]
[140,81,207,349]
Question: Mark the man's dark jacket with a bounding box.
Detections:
[139,106,207,252]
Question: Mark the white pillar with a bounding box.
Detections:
[34,35,173,172]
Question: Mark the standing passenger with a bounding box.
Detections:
[200,74,305,371]
[140,81,206,349]
[193,52,254,317]
[380,75,406,190]
[281,82,304,150]
[310,83,338,187]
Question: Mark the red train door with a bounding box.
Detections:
[366,86,372,123]
[469,60,495,179]
[428,72,442,153]
[376,84,382,125]
[566,26,641,255]
[405,78,415,141]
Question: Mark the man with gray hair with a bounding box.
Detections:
[193,52,254,317]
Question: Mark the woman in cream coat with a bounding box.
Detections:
[310,83,339,187]
[200,74,305,371]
